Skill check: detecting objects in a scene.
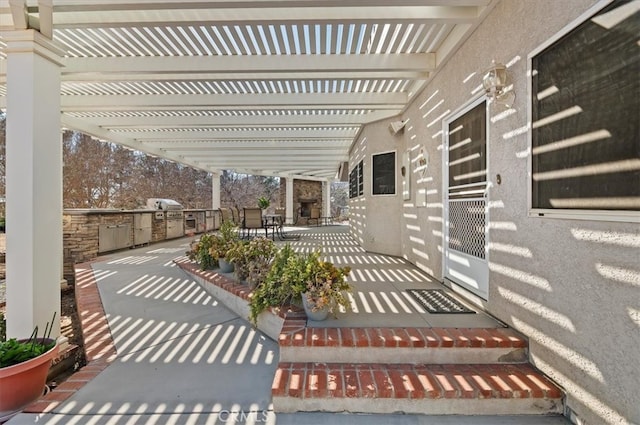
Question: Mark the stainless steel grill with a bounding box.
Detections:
[148,199,184,239]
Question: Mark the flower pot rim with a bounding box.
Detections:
[0,338,58,377]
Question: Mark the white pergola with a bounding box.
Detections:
[0,0,493,338]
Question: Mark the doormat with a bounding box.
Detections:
[406,289,476,314]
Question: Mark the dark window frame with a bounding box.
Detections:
[371,151,396,196]
[528,0,640,222]
[349,160,364,199]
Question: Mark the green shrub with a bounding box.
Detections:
[209,220,239,260]
[226,237,276,286]
[186,233,218,270]
[248,246,352,325]
[249,244,307,324]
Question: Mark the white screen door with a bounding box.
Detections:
[444,98,489,299]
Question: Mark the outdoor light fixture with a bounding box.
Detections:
[482,60,516,108]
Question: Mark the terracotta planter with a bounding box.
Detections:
[0,339,58,422]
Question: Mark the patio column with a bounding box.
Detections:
[324,180,332,219]
[4,30,64,339]
[211,171,221,210]
[285,177,294,224]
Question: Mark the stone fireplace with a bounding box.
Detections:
[279,179,323,225]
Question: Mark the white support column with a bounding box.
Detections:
[285,177,294,225]
[5,30,64,339]
[211,171,221,210]
[324,180,332,219]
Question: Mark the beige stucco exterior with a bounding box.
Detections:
[349,1,640,424]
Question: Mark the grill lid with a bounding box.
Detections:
[147,198,183,211]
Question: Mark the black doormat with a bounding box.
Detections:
[406,289,476,314]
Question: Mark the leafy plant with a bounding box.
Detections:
[257,196,270,210]
[302,253,352,313]
[249,244,301,324]
[0,314,57,368]
[208,219,239,261]
[226,237,277,287]
[247,244,352,325]
[186,233,218,270]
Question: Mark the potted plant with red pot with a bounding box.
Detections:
[0,313,59,422]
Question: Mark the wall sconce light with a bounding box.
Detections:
[389,120,406,136]
[482,60,515,107]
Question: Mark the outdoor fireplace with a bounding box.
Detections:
[299,199,316,218]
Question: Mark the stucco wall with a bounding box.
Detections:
[349,120,403,256]
[351,1,639,424]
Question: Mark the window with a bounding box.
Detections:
[448,101,486,189]
[529,0,639,221]
[372,151,396,195]
[349,160,364,198]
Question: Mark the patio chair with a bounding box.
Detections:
[219,208,233,224]
[242,208,264,238]
[230,207,243,225]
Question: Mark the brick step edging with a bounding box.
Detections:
[279,325,527,349]
[25,263,117,414]
[272,362,563,415]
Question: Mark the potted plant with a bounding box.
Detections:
[249,243,301,324]
[300,251,352,321]
[0,315,59,422]
[186,233,218,270]
[226,237,276,288]
[209,220,239,273]
[248,246,352,324]
[257,196,270,211]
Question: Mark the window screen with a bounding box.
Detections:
[349,160,364,198]
[372,152,396,195]
[531,0,640,212]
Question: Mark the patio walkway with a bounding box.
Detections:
[7,225,568,424]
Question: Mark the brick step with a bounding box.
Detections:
[278,325,528,364]
[272,362,563,416]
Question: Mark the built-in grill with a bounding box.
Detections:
[147,198,184,239]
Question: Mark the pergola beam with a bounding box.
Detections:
[43,4,482,27]
[56,92,407,109]
[74,111,391,127]
[128,129,357,141]
[62,54,435,75]
[139,140,352,149]
[53,71,429,82]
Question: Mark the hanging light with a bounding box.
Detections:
[482,60,508,98]
[482,60,515,108]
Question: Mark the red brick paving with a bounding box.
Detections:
[25,262,116,414]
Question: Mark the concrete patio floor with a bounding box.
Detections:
[7,225,568,424]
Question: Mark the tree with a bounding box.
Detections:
[0,124,278,212]
[63,132,138,208]
[220,171,280,209]
[331,181,349,217]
